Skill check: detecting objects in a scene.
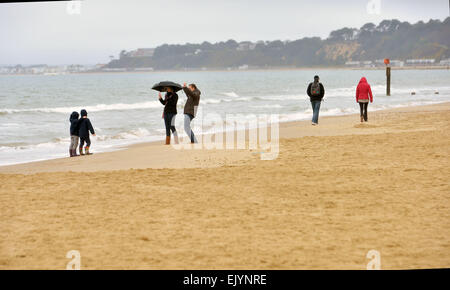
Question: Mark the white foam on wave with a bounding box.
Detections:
[277,99,450,123]
[1,87,450,166]
[0,101,161,115]
[95,128,151,141]
[222,92,240,98]
[311,84,450,98]
[251,104,283,109]
[200,96,253,105]
[254,94,309,101]
[2,85,449,116]
[0,127,162,166]
[201,94,307,105]
[202,86,448,105]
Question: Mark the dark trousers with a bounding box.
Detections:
[80,136,91,148]
[311,100,321,124]
[359,102,369,121]
[164,113,177,137]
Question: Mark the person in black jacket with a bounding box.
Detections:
[306,75,325,125]
[159,87,178,145]
[69,111,80,157]
[78,109,96,155]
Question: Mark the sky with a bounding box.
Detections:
[0,0,449,65]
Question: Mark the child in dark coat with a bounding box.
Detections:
[78,109,96,155]
[69,111,80,157]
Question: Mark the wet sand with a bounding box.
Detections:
[0,103,449,269]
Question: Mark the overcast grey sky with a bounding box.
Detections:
[0,0,448,65]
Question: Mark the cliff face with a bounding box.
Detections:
[317,42,361,62]
[107,18,450,69]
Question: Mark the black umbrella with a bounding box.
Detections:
[152,81,182,92]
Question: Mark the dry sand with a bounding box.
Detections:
[0,103,449,269]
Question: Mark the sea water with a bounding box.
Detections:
[0,69,449,166]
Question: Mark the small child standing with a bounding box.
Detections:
[69,111,80,157]
[78,109,96,155]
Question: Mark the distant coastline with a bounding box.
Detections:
[1,65,449,76]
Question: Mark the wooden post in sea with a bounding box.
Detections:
[384,58,391,96]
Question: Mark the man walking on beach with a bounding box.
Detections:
[182,83,201,143]
[307,75,325,125]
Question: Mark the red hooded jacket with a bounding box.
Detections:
[356,77,373,103]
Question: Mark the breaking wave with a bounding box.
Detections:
[0,101,161,115]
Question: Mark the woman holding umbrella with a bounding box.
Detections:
[159,87,178,145]
[153,81,181,145]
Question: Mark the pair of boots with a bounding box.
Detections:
[69,149,78,157]
[79,146,93,155]
[165,135,179,145]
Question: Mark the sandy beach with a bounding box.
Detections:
[0,103,449,269]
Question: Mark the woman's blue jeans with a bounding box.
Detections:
[184,114,198,143]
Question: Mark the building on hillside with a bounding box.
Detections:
[406,59,435,66]
[237,42,256,51]
[134,67,154,71]
[94,64,106,70]
[390,60,405,67]
[362,61,374,68]
[345,61,361,67]
[102,68,127,72]
[29,65,48,74]
[66,64,88,73]
[439,58,450,66]
[127,48,155,58]
[375,59,404,67]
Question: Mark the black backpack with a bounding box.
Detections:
[310,82,321,97]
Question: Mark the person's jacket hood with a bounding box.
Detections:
[356,77,373,102]
[69,112,80,136]
[70,111,79,121]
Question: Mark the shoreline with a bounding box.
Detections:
[3,97,449,168]
[0,66,449,76]
[1,101,449,174]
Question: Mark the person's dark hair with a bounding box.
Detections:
[81,109,88,117]
[189,83,198,90]
[314,75,319,80]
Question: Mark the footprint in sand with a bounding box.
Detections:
[354,123,378,129]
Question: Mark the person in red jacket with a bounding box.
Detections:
[356,77,373,122]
